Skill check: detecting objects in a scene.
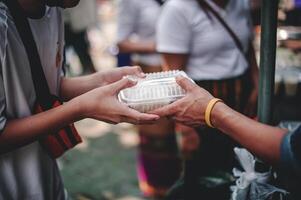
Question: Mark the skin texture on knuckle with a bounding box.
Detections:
[123,78,135,89]
[133,66,141,72]
[130,114,141,122]
[170,104,179,114]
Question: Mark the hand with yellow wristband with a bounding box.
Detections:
[151,75,289,170]
[151,76,223,128]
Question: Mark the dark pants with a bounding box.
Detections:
[65,24,96,74]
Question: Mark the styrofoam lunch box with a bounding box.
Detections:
[118,70,194,113]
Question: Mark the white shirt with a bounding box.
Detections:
[64,0,98,32]
[157,0,253,80]
[117,0,162,66]
[0,4,65,200]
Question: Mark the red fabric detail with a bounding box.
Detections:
[34,99,82,158]
[35,104,43,113]
[53,100,61,107]
[58,129,73,149]
[40,135,65,158]
[70,124,82,143]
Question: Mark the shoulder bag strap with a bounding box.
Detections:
[2,0,53,109]
[197,0,249,61]
[154,0,165,6]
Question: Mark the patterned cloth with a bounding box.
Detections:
[137,133,181,197]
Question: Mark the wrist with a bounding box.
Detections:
[210,102,231,130]
[90,72,105,88]
[67,96,86,121]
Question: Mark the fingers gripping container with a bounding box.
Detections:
[118,70,193,113]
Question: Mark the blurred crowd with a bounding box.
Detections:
[64,0,301,199]
[0,0,301,200]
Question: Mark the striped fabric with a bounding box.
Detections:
[137,133,181,197]
[35,98,82,158]
[193,71,255,176]
[195,71,253,114]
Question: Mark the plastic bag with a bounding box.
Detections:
[231,148,288,200]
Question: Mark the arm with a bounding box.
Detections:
[161,53,188,71]
[156,2,191,71]
[117,40,156,54]
[0,78,159,155]
[60,66,144,101]
[282,40,301,52]
[152,76,287,164]
[116,0,156,54]
[0,99,80,154]
[212,102,286,164]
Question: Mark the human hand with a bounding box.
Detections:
[75,77,160,125]
[95,66,145,87]
[60,66,146,103]
[151,76,214,127]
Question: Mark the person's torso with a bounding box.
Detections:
[127,0,162,66]
[0,4,65,200]
[172,0,253,80]
[64,0,97,32]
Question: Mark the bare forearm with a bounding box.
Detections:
[61,67,146,101]
[117,40,156,54]
[0,99,82,154]
[161,53,188,71]
[212,103,287,164]
[60,74,103,101]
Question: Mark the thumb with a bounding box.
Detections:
[111,77,137,92]
[176,76,195,92]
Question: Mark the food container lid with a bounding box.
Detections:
[118,70,193,112]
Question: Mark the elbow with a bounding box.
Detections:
[117,42,130,54]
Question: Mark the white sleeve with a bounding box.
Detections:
[156,3,192,54]
[245,0,254,40]
[0,70,7,133]
[117,0,138,42]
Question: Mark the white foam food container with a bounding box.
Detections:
[118,70,193,113]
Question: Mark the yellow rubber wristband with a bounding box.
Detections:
[205,98,223,128]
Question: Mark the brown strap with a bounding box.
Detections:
[197,0,249,62]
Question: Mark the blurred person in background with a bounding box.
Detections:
[279,0,301,52]
[117,0,181,198]
[0,0,159,199]
[64,0,98,74]
[282,0,301,25]
[157,0,259,198]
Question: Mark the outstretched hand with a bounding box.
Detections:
[75,77,160,125]
[98,66,146,86]
[151,76,214,127]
